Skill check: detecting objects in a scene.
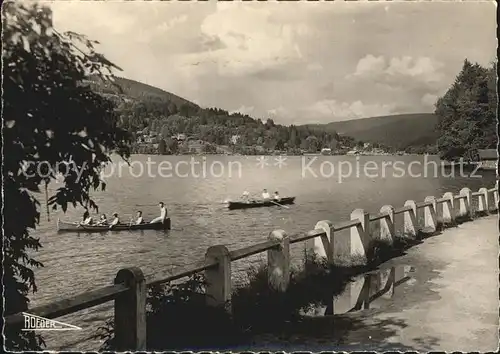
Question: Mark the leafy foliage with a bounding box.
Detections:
[94,274,238,351]
[3,2,131,349]
[435,59,497,161]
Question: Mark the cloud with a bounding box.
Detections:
[52,2,137,36]
[421,93,439,108]
[353,55,386,77]
[173,3,308,77]
[307,62,323,72]
[309,100,396,121]
[47,1,496,125]
[230,106,255,115]
[351,55,444,84]
[386,56,444,83]
[267,106,288,118]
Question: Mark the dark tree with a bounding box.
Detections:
[435,59,497,161]
[3,3,131,349]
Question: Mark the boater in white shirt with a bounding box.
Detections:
[150,202,167,224]
[261,189,271,199]
[109,213,120,228]
[79,211,94,227]
[135,211,144,225]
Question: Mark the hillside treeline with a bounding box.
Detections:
[101,84,358,153]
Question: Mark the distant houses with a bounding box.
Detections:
[136,130,159,143]
[171,133,187,141]
[230,135,241,145]
[135,131,191,144]
[477,149,497,170]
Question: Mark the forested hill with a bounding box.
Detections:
[84,76,199,110]
[304,113,439,153]
[86,76,356,153]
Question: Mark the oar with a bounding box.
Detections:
[271,200,289,209]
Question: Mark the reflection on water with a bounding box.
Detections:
[301,265,414,317]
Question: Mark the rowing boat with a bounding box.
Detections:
[226,197,295,210]
[57,218,171,233]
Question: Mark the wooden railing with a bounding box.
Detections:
[5,184,499,350]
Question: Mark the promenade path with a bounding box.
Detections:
[233,215,499,352]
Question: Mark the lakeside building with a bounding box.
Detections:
[477,149,497,170]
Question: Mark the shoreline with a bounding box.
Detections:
[128,152,438,157]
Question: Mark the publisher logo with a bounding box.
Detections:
[22,313,82,331]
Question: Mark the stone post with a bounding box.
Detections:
[114,267,147,351]
[478,187,490,214]
[205,245,231,311]
[268,229,290,292]
[379,205,395,242]
[403,200,417,237]
[459,187,472,218]
[442,192,455,224]
[424,196,437,232]
[350,209,370,262]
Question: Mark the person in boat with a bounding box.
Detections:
[274,191,281,201]
[109,213,120,228]
[150,202,167,224]
[261,189,271,199]
[80,211,94,225]
[242,191,250,199]
[136,211,144,225]
[97,214,108,225]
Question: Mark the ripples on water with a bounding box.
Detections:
[28,155,495,350]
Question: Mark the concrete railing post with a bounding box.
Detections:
[268,230,290,292]
[478,187,490,214]
[494,181,499,211]
[205,245,231,311]
[114,267,147,351]
[350,209,370,262]
[459,187,472,218]
[379,205,395,242]
[424,196,437,232]
[442,192,455,224]
[403,200,417,237]
[378,267,395,299]
[306,220,334,263]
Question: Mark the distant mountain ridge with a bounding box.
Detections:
[88,75,438,152]
[86,75,348,154]
[85,75,199,109]
[304,113,439,151]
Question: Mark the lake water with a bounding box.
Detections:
[27,154,496,350]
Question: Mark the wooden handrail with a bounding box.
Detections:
[369,211,389,222]
[5,283,128,326]
[229,239,280,261]
[416,201,433,208]
[290,228,326,244]
[334,219,362,232]
[147,260,218,287]
[394,205,412,214]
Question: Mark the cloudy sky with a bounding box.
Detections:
[48,1,496,125]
